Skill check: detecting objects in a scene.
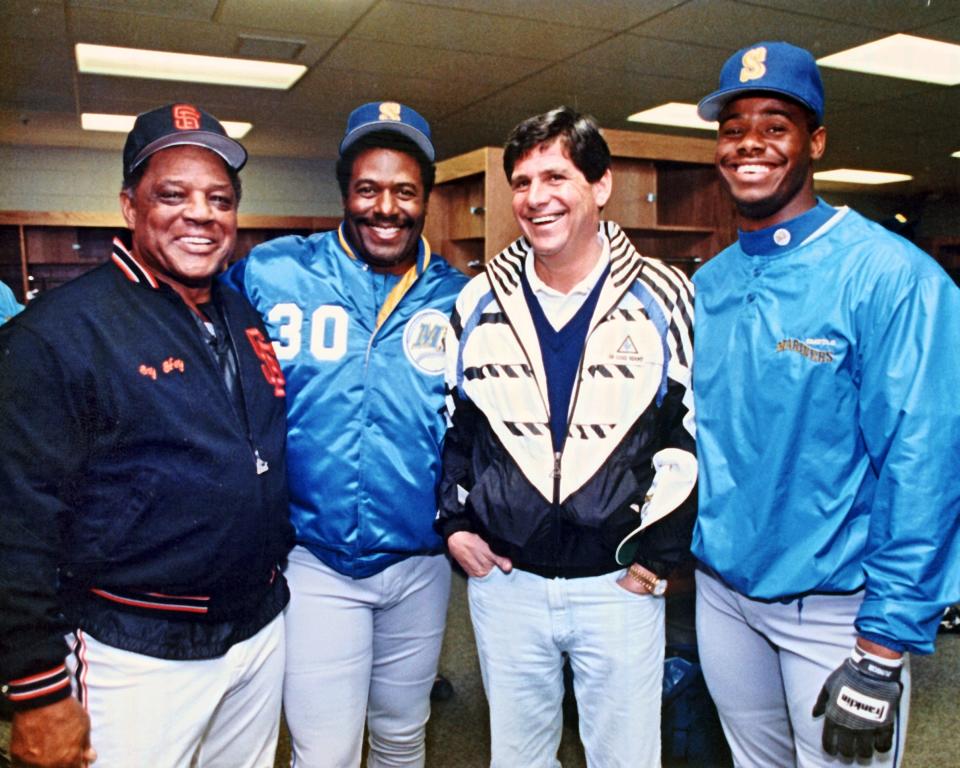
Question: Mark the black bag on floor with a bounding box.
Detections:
[661,644,732,767]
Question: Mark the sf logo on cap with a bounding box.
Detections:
[172,104,201,131]
[378,101,402,122]
[739,46,767,83]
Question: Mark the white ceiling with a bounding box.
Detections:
[2,0,959,197]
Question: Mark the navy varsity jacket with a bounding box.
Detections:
[0,237,292,710]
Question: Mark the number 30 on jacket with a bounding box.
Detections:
[267,303,348,361]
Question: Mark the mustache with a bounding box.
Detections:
[356,214,415,228]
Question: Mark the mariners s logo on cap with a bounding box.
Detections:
[697,40,825,124]
[339,100,436,162]
[379,102,402,122]
[740,46,767,83]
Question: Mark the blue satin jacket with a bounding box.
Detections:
[224,226,467,578]
[692,205,960,654]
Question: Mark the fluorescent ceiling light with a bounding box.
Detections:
[82,112,252,139]
[75,43,306,90]
[814,169,912,185]
[627,103,717,131]
[818,34,960,86]
[952,150,960,158]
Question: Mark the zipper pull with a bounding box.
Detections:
[254,449,269,475]
[552,451,562,504]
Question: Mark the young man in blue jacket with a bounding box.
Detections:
[224,102,467,768]
[0,104,291,768]
[692,42,960,767]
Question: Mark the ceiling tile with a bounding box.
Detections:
[294,65,497,114]
[736,0,960,32]
[829,86,960,137]
[402,0,687,31]
[0,0,955,195]
[68,0,219,21]
[568,35,725,83]
[218,0,378,37]
[0,46,75,111]
[322,38,545,86]
[77,75,290,118]
[631,0,879,55]
[912,13,960,43]
[522,63,707,117]
[820,69,940,106]
[1,0,67,41]
[68,7,338,62]
[350,0,609,60]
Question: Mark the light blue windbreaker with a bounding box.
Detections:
[223,226,467,578]
[0,280,23,324]
[692,203,960,654]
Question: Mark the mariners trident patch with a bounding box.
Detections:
[403,308,447,375]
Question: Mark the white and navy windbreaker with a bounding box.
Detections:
[437,222,697,577]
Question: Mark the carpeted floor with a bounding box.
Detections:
[2,575,957,767]
[277,573,960,767]
[409,575,960,768]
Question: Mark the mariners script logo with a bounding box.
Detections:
[776,336,836,364]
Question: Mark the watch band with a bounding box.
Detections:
[628,563,666,595]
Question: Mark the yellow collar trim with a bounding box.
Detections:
[336,224,432,330]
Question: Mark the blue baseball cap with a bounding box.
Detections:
[339,101,435,162]
[698,41,824,124]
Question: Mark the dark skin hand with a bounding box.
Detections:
[11,697,97,767]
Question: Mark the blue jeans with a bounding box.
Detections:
[468,567,665,768]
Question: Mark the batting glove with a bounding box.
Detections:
[812,646,902,759]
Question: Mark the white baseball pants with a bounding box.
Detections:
[696,568,910,768]
[282,547,451,768]
[65,613,284,768]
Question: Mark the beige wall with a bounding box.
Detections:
[0,145,343,218]
[2,144,956,242]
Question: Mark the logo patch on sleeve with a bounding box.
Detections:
[245,327,286,397]
[403,308,447,375]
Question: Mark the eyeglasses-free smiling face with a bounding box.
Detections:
[716,95,826,231]
[120,144,238,303]
[509,138,611,266]
[343,147,427,271]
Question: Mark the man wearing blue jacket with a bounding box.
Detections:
[0,279,22,323]
[224,102,467,768]
[692,42,960,767]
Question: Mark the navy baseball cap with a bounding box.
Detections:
[698,42,824,124]
[339,101,435,162]
[123,103,247,180]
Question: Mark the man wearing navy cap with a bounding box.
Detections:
[224,101,467,767]
[0,103,292,767]
[692,42,960,766]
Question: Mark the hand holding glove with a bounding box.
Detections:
[812,645,903,759]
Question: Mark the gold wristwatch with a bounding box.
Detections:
[628,563,668,596]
